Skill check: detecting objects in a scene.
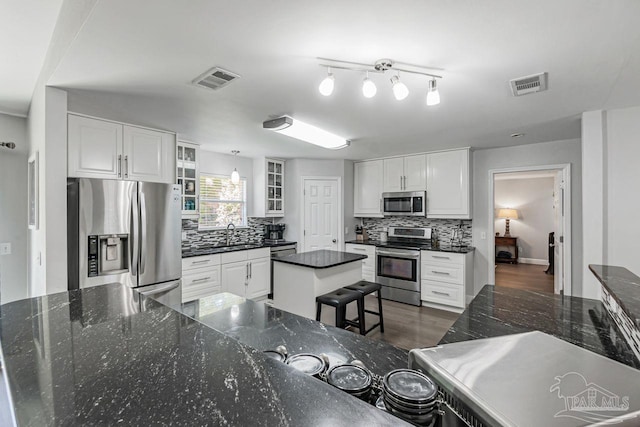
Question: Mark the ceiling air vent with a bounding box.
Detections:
[192,67,240,90]
[509,72,548,96]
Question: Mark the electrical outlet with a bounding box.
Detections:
[0,243,11,255]
[182,231,187,240]
[480,232,486,240]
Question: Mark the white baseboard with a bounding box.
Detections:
[518,258,548,265]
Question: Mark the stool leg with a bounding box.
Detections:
[377,291,385,333]
[316,301,322,322]
[357,296,366,335]
[336,305,345,329]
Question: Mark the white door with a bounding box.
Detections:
[68,114,123,179]
[303,179,339,252]
[553,171,564,294]
[383,157,404,192]
[354,160,383,216]
[246,257,270,299]
[403,154,427,191]
[426,150,470,218]
[221,261,248,297]
[123,125,175,183]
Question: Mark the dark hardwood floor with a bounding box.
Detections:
[495,263,554,293]
[320,295,460,350]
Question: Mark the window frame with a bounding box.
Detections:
[197,173,248,230]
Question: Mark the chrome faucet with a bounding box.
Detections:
[226,223,236,245]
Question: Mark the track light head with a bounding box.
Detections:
[426,79,440,106]
[318,67,334,96]
[362,71,377,98]
[390,75,409,101]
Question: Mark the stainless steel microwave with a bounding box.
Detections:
[382,191,426,216]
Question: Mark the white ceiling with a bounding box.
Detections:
[0,0,64,116]
[48,0,640,159]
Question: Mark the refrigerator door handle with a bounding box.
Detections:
[130,189,139,276]
[140,191,147,274]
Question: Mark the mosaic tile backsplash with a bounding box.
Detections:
[362,217,473,246]
[182,218,274,252]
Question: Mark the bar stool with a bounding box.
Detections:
[344,281,385,334]
[316,288,365,335]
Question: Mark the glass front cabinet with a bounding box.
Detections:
[176,141,199,218]
[251,158,285,217]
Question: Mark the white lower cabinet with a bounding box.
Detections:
[345,243,376,282]
[420,250,473,312]
[221,247,271,301]
[181,254,221,303]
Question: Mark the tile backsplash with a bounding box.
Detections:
[182,218,274,252]
[362,217,473,246]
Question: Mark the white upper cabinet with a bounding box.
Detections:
[426,149,471,219]
[123,126,175,184]
[382,157,404,192]
[403,154,427,191]
[68,114,123,179]
[354,160,383,217]
[383,155,426,192]
[68,114,175,184]
[252,158,285,217]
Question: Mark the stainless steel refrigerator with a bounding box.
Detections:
[67,178,182,307]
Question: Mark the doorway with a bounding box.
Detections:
[300,177,342,252]
[488,164,571,295]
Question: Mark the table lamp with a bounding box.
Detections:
[498,208,518,237]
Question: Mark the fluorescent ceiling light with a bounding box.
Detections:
[263,116,350,150]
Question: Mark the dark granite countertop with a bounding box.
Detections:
[179,293,408,377]
[590,264,640,327]
[0,284,405,426]
[273,250,367,269]
[182,240,297,258]
[440,285,640,369]
[345,239,475,254]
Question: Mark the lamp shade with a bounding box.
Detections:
[498,208,519,220]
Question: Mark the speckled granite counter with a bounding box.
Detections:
[273,250,367,269]
[0,284,406,426]
[182,240,297,258]
[179,292,408,377]
[440,285,640,369]
[345,239,475,253]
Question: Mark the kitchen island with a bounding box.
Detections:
[0,283,406,426]
[272,250,367,319]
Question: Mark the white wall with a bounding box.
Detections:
[283,159,357,246]
[198,150,255,218]
[494,177,555,262]
[27,86,68,297]
[0,113,28,303]
[473,139,583,296]
[582,105,640,293]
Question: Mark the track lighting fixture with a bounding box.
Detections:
[390,74,409,101]
[362,71,377,98]
[426,79,440,106]
[316,57,443,106]
[318,67,334,96]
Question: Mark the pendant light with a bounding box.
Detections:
[318,67,335,96]
[426,79,440,106]
[230,150,240,184]
[362,71,377,98]
[390,74,409,100]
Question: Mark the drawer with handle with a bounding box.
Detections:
[421,251,464,266]
[182,254,221,272]
[421,262,464,284]
[421,280,464,308]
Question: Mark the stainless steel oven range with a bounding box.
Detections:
[376,227,431,306]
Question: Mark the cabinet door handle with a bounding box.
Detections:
[379,198,383,213]
[431,270,450,275]
[432,290,450,296]
[124,155,129,178]
[403,176,406,189]
[191,277,211,284]
[117,155,122,178]
[352,247,366,251]
[249,262,252,278]
[432,255,450,260]
[246,263,250,280]
[191,259,211,265]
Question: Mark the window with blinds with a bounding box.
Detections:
[199,174,247,229]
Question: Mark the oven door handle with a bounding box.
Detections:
[376,250,420,259]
